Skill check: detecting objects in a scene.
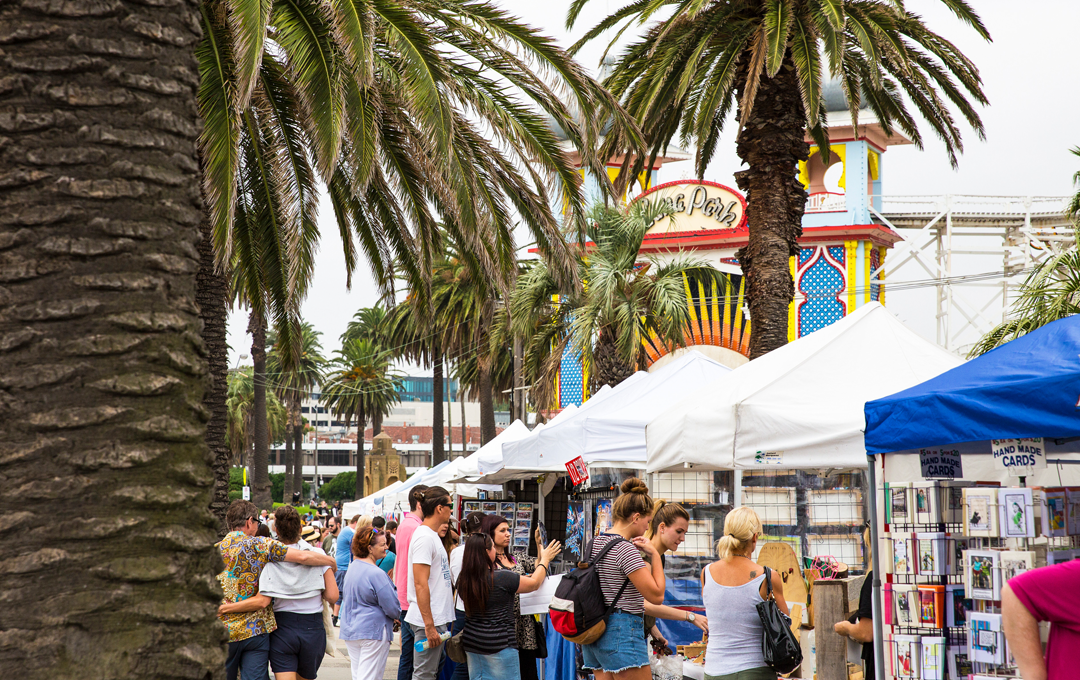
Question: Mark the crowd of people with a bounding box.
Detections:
[218,477,879,680]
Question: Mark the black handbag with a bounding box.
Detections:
[755,566,803,674]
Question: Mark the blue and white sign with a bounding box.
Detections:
[991,437,1045,472]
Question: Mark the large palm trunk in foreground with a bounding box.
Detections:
[734,56,809,359]
[199,215,232,530]
[0,0,222,675]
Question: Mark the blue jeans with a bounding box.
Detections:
[397,611,414,680]
[226,633,271,680]
[467,647,521,680]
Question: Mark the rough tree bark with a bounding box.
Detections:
[479,356,496,444]
[734,53,810,360]
[354,410,367,499]
[590,327,635,391]
[249,312,271,508]
[431,338,445,464]
[198,212,231,532]
[0,0,223,675]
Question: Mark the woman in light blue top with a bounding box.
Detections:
[341,526,400,680]
[702,507,789,680]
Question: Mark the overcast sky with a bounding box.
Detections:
[226,0,1080,369]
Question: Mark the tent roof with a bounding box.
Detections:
[865,315,1080,454]
[500,351,730,474]
[646,302,963,471]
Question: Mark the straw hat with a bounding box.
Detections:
[300,525,319,543]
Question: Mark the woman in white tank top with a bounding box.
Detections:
[701,507,789,680]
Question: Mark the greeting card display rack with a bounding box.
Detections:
[881,480,1080,680]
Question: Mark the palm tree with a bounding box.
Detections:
[322,339,402,498]
[196,0,640,521]
[510,201,728,405]
[0,1,223,672]
[569,0,990,358]
[267,322,326,502]
[227,367,289,470]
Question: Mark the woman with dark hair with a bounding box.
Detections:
[482,514,553,680]
[340,526,400,680]
[259,505,339,680]
[448,513,486,680]
[459,532,561,680]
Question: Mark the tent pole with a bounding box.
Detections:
[867,453,885,680]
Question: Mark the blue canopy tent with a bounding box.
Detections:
[861,315,1080,680]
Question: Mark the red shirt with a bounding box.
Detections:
[394,511,423,610]
[1008,560,1080,679]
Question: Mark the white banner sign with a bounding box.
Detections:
[991,438,1045,472]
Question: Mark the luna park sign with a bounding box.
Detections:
[636,181,747,234]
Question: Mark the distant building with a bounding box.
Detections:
[398,376,458,403]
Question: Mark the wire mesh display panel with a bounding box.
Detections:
[743,469,869,572]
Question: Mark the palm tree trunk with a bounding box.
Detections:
[373,411,383,436]
[250,311,272,508]
[479,356,496,444]
[446,373,453,458]
[591,327,636,391]
[355,409,367,499]
[734,53,809,359]
[0,0,220,672]
[460,398,466,452]
[432,338,445,464]
[291,400,303,499]
[198,211,232,531]
[282,401,295,502]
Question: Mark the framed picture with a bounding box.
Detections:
[914,532,946,576]
[807,489,864,526]
[1041,488,1068,538]
[945,584,969,627]
[463,501,481,514]
[516,502,533,513]
[1001,550,1035,583]
[595,499,613,535]
[964,550,1001,601]
[481,502,498,514]
[499,501,517,516]
[968,612,1004,664]
[743,487,797,526]
[913,483,939,524]
[963,487,998,537]
[921,636,945,680]
[998,488,1035,538]
[565,502,585,562]
[885,483,911,524]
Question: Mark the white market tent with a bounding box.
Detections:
[342,479,405,517]
[646,302,964,472]
[497,351,731,478]
[445,419,534,482]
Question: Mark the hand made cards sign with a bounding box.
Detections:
[991,438,1045,473]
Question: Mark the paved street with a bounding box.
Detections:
[318,627,401,680]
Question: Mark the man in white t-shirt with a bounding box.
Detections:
[406,486,454,680]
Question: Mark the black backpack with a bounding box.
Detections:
[549,536,630,644]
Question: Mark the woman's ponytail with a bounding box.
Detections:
[716,506,763,560]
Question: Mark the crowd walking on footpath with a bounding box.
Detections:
[213,475,814,680]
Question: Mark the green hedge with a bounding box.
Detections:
[318,471,356,502]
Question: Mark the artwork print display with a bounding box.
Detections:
[963,488,998,537]
[888,484,911,523]
[998,488,1034,538]
[565,502,584,562]
[948,647,972,680]
[1001,550,1035,582]
[891,537,911,575]
[968,612,1004,664]
[594,499,613,535]
[921,636,945,680]
[964,550,1001,601]
[891,635,920,678]
[893,585,916,626]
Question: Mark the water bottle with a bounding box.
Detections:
[414,631,451,652]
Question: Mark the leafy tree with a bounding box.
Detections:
[226,367,289,468]
[321,339,402,498]
[510,201,727,405]
[317,471,358,503]
[569,0,990,358]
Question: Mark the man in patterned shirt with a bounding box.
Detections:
[217,500,336,680]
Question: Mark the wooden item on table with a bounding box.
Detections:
[812,577,863,680]
[677,642,707,664]
[758,542,808,608]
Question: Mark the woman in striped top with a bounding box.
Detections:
[582,478,666,680]
[459,532,561,680]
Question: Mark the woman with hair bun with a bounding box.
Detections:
[581,477,665,680]
[642,500,709,651]
[340,526,400,680]
[702,506,789,680]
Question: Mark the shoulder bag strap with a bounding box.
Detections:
[761,565,774,602]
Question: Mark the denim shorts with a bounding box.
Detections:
[582,611,649,672]
[467,647,520,680]
[269,611,326,679]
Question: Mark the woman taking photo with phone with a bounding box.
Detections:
[581,478,666,680]
[702,506,789,680]
[459,530,561,680]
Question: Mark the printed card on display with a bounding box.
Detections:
[968,612,1004,664]
[948,536,971,576]
[945,584,969,627]
[1067,488,1080,535]
[893,584,916,628]
[891,536,912,576]
[1041,488,1068,538]
[921,636,945,680]
[947,647,973,680]
[916,585,945,628]
[886,483,912,525]
[913,483,939,524]
[997,488,1035,538]
[963,487,998,537]
[891,635,921,679]
[1000,550,1035,583]
[914,533,945,576]
[964,550,1001,601]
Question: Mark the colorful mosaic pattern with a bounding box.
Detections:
[643,273,750,364]
[558,344,585,408]
[216,532,289,641]
[797,246,847,335]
